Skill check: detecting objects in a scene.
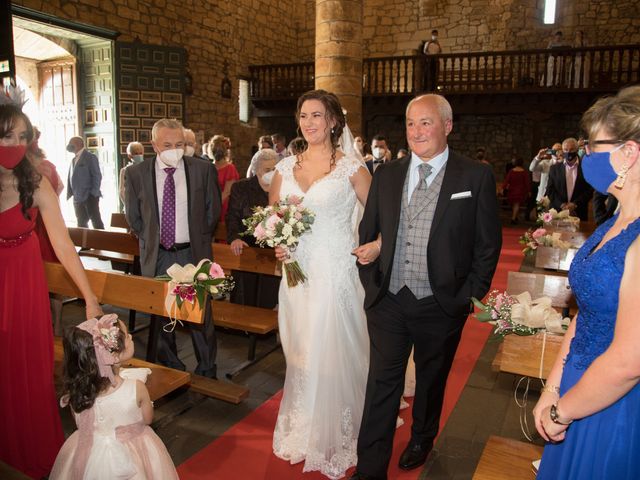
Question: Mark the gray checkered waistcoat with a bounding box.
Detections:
[389,163,446,299]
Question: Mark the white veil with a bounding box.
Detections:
[338,123,365,165]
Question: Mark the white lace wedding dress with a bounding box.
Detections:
[273,155,369,479]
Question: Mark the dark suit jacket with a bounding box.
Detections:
[225,176,268,246]
[544,161,593,220]
[358,150,502,318]
[124,155,222,277]
[67,149,102,202]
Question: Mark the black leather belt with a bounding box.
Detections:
[159,242,191,252]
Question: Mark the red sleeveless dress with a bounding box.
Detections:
[0,203,64,477]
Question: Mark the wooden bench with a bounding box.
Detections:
[210,242,281,377]
[533,246,578,273]
[506,271,575,311]
[69,226,139,267]
[46,262,249,404]
[111,212,227,242]
[473,435,543,480]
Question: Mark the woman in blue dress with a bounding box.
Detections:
[533,85,640,479]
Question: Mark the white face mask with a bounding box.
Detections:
[261,170,275,186]
[184,146,195,157]
[158,148,184,167]
[132,154,144,164]
[372,147,385,159]
[431,35,437,41]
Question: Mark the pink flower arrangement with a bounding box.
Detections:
[209,262,225,279]
[172,284,197,303]
[542,212,553,223]
[532,228,547,239]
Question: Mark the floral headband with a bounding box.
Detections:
[76,314,121,386]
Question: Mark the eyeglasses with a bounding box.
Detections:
[585,139,624,155]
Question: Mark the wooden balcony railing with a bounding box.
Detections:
[249,44,640,100]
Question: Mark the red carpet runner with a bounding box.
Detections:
[178,227,525,479]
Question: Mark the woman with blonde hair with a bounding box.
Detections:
[534,85,640,479]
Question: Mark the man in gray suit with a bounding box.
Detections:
[66,136,104,228]
[125,119,221,377]
[352,95,502,479]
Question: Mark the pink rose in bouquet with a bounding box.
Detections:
[209,262,225,279]
[532,228,547,239]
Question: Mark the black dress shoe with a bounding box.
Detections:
[398,441,433,470]
[349,471,383,480]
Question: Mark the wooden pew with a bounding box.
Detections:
[46,262,249,404]
[473,435,543,480]
[533,246,578,273]
[492,272,569,379]
[211,242,281,276]
[506,271,575,311]
[210,242,281,377]
[110,212,130,229]
[68,226,139,267]
[214,222,227,242]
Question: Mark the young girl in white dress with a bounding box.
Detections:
[269,90,381,479]
[50,314,178,479]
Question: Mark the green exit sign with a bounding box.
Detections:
[0,61,9,73]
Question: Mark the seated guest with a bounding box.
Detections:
[288,136,306,156]
[119,141,144,205]
[226,149,280,308]
[534,85,640,480]
[246,135,275,177]
[544,137,593,220]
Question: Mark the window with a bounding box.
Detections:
[239,79,250,123]
[543,0,557,25]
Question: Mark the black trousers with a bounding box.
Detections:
[153,248,217,377]
[356,287,465,478]
[73,195,104,229]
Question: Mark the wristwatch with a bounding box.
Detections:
[549,403,573,425]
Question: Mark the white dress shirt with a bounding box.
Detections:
[407,146,449,204]
[530,154,555,202]
[155,156,190,244]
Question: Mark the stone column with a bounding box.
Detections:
[315,0,363,136]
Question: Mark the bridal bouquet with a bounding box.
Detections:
[242,195,315,287]
[519,228,573,256]
[156,259,234,331]
[472,290,569,338]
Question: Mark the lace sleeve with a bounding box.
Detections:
[337,155,366,179]
[275,155,296,179]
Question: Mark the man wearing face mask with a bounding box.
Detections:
[183,128,200,159]
[66,136,104,229]
[119,141,145,205]
[226,148,280,308]
[124,118,222,377]
[365,134,389,175]
[545,137,593,220]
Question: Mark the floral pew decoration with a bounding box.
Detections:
[242,195,315,287]
[156,259,234,331]
[537,206,580,230]
[472,290,569,338]
[519,228,573,256]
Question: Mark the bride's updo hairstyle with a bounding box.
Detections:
[295,89,346,169]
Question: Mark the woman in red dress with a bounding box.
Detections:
[0,101,102,478]
[211,135,239,222]
[503,156,531,224]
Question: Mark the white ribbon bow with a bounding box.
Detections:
[509,291,570,333]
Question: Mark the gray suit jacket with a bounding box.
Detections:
[67,149,102,202]
[124,155,222,277]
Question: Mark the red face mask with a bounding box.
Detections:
[0,144,27,170]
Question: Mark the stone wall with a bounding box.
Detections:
[13,0,313,172]
[362,0,640,57]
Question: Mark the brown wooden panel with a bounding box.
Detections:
[68,226,139,255]
[212,300,277,334]
[110,212,129,229]
[211,243,281,277]
[506,271,576,309]
[499,333,563,379]
[473,436,543,480]
[534,246,577,273]
[45,262,202,324]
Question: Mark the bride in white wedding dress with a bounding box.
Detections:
[269,90,380,479]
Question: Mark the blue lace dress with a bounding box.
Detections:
[538,216,640,479]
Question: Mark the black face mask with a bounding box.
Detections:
[564,151,578,163]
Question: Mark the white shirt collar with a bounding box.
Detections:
[410,145,449,176]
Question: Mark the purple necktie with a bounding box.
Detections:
[160,167,176,249]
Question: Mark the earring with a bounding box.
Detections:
[614,162,630,189]
[331,128,335,135]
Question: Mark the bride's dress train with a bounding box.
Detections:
[272,155,369,479]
